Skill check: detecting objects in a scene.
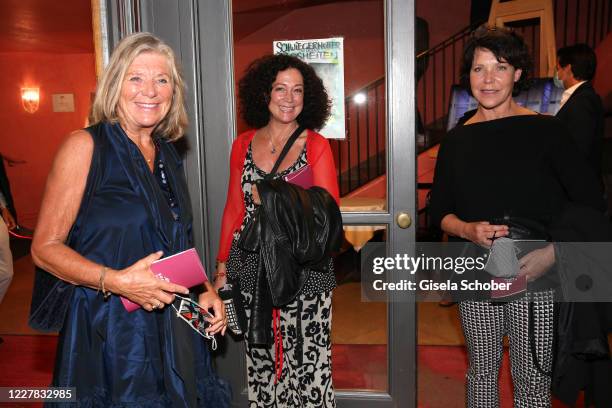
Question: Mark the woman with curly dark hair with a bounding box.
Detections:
[215,54,340,407]
[429,26,603,407]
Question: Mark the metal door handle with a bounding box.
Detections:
[396,212,412,229]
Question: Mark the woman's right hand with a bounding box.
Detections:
[212,262,228,291]
[461,221,509,247]
[441,214,509,247]
[107,251,190,312]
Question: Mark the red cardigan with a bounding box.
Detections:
[217,129,340,262]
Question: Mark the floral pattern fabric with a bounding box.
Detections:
[226,143,336,295]
[243,291,335,407]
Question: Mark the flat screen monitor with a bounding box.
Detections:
[446,78,565,131]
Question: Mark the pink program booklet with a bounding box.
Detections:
[284,165,313,189]
[121,248,208,312]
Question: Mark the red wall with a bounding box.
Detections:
[593,32,612,113]
[594,32,612,139]
[233,0,386,134]
[416,0,471,127]
[417,0,471,51]
[233,0,474,132]
[0,52,96,228]
[232,0,473,184]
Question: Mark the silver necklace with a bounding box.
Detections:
[267,125,298,154]
[269,139,278,154]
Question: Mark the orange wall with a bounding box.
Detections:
[0,52,96,228]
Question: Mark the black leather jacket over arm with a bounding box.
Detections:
[238,179,343,345]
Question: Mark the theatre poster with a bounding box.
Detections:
[273,37,346,140]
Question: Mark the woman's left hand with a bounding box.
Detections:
[198,288,227,336]
[517,244,555,282]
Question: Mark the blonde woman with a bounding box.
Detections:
[32,33,229,407]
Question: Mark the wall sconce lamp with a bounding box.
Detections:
[21,87,40,113]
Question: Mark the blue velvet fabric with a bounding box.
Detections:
[48,122,230,407]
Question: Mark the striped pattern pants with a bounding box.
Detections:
[459,290,555,408]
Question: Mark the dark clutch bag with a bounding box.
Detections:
[491,215,550,241]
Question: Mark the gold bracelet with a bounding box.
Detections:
[98,266,111,300]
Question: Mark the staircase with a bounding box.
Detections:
[334,0,611,197]
[330,78,385,197]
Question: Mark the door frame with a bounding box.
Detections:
[101,0,416,406]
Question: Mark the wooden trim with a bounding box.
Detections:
[91,0,104,78]
[489,0,557,76]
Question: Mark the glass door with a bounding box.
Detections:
[229,1,416,406]
[135,0,417,405]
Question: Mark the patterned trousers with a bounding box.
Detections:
[243,291,336,408]
[459,290,555,408]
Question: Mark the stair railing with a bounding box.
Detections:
[334,0,611,197]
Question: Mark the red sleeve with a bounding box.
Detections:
[308,132,340,205]
[216,134,249,262]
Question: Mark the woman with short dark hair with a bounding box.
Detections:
[429,26,604,407]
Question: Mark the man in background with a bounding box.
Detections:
[555,43,604,180]
[553,45,611,407]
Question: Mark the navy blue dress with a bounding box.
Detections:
[49,122,230,407]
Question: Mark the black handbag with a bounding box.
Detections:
[491,215,550,241]
[28,125,103,332]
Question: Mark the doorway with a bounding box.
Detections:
[135,0,417,405]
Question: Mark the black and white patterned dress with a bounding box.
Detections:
[226,142,336,407]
